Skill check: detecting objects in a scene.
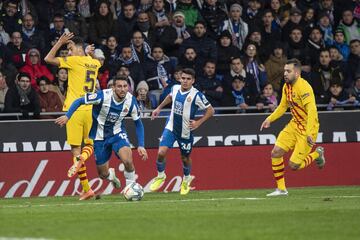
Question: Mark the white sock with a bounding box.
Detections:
[124,170,135,186]
[184,175,191,182]
[157,171,165,178]
[107,168,114,181]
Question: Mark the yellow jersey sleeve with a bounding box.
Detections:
[57,56,78,69]
[300,82,318,136]
[267,84,288,122]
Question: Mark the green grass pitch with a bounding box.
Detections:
[0,186,359,240]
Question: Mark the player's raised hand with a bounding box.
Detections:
[137,147,148,161]
[307,136,315,147]
[85,44,95,56]
[189,119,200,130]
[260,118,271,131]
[151,108,160,120]
[55,115,69,127]
[58,32,74,45]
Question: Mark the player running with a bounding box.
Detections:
[260,58,325,196]
[55,76,148,191]
[149,68,214,195]
[45,32,101,200]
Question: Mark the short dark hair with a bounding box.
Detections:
[350,39,360,45]
[286,58,302,69]
[17,72,31,81]
[37,76,50,86]
[181,68,196,79]
[230,56,243,64]
[71,36,84,46]
[114,75,128,83]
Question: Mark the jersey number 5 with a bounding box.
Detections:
[84,70,95,93]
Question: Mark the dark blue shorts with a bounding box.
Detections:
[94,132,130,165]
[159,129,193,156]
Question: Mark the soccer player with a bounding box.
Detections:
[55,76,148,190]
[45,32,101,200]
[260,58,326,196]
[149,68,215,195]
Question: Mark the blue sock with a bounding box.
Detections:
[156,160,166,172]
[183,165,191,176]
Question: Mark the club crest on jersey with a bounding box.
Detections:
[88,93,97,100]
[187,96,192,102]
[301,93,310,99]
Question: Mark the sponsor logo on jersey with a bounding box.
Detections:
[88,93,97,100]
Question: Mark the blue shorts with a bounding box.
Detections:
[93,132,130,165]
[160,129,193,156]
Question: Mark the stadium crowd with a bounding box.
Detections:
[0,0,360,119]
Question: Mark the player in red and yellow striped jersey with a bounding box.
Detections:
[45,32,101,200]
[260,58,326,196]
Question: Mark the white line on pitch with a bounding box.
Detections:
[0,238,53,240]
[0,197,266,209]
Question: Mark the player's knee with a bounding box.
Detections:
[97,169,108,179]
[289,161,300,170]
[158,149,166,158]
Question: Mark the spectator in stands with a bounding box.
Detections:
[159,66,182,104]
[256,82,278,112]
[0,20,10,45]
[333,28,350,60]
[116,44,145,85]
[94,48,109,90]
[196,60,223,107]
[318,0,336,25]
[286,27,311,72]
[135,80,157,114]
[261,9,282,62]
[337,8,360,44]
[130,30,152,63]
[348,39,360,85]
[243,42,267,101]
[222,56,246,97]
[264,42,287,94]
[221,75,248,113]
[269,0,289,28]
[34,0,64,33]
[180,21,217,63]
[282,7,304,42]
[348,75,360,102]
[200,0,227,40]
[307,26,326,60]
[178,47,203,75]
[21,13,46,53]
[143,45,173,101]
[115,64,136,93]
[0,70,8,112]
[246,27,267,62]
[219,3,248,50]
[147,0,172,37]
[5,31,30,69]
[63,0,88,40]
[89,0,119,46]
[48,14,67,51]
[216,30,241,75]
[4,72,40,119]
[136,11,157,47]
[37,76,63,118]
[242,0,263,27]
[326,81,352,110]
[176,0,202,28]
[117,2,137,46]
[311,48,344,103]
[159,11,191,58]
[0,0,22,34]
[103,35,121,78]
[50,68,68,104]
[20,48,54,91]
[302,7,316,32]
[318,11,334,47]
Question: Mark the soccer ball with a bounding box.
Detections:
[123,182,144,201]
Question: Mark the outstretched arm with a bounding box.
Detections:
[44,32,74,66]
[54,97,85,126]
[134,119,148,160]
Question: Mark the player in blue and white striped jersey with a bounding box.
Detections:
[55,76,148,190]
[149,68,215,195]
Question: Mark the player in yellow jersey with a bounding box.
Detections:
[260,58,326,196]
[45,32,101,200]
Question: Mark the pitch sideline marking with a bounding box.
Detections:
[0,238,53,240]
[0,197,265,209]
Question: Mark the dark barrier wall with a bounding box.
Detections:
[0,111,359,152]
